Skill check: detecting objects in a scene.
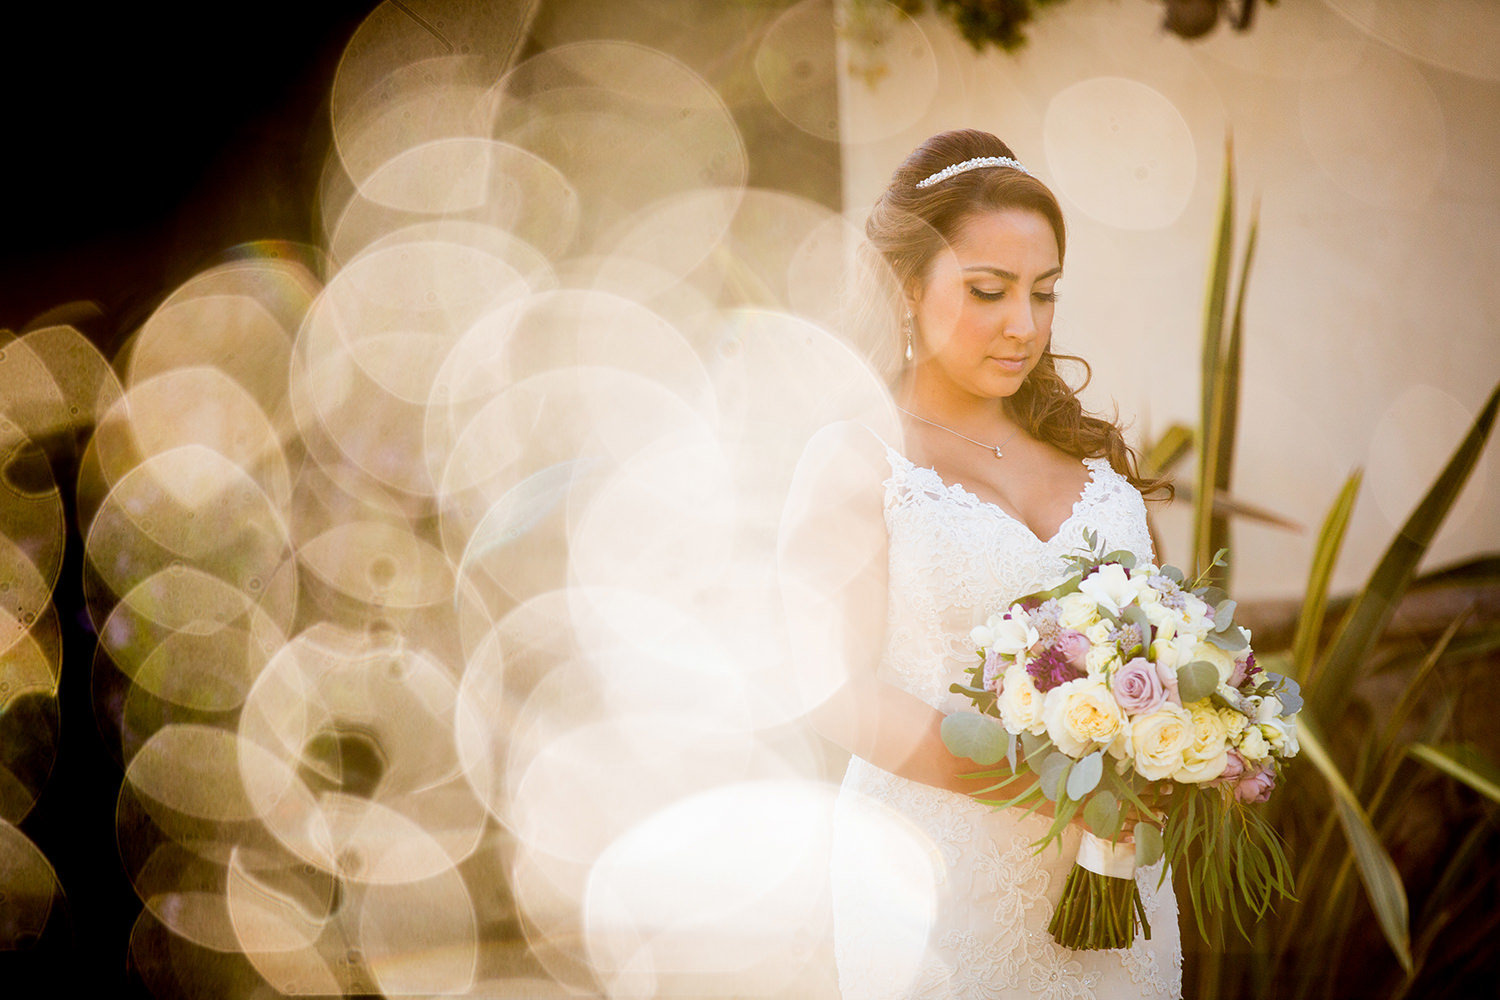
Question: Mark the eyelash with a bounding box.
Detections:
[968,288,1059,303]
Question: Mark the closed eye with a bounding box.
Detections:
[969,287,1004,301]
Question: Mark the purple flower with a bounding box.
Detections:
[1234,763,1276,804]
[1053,629,1090,671]
[1228,653,1250,689]
[1112,656,1166,715]
[983,647,1005,693]
[1026,644,1084,693]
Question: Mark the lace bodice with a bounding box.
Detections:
[879,447,1156,709]
[830,443,1181,1000]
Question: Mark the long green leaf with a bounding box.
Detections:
[1298,713,1413,972]
[1411,554,1500,591]
[1205,199,1257,589]
[1292,469,1362,686]
[1141,423,1194,478]
[1408,743,1500,804]
[1192,133,1236,578]
[1309,381,1500,718]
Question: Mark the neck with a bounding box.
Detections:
[897,366,1018,434]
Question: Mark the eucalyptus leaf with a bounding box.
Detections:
[1206,626,1249,652]
[1178,660,1221,703]
[1160,564,1184,584]
[1084,790,1121,839]
[1038,752,1072,802]
[1006,733,1019,774]
[1020,730,1047,762]
[1197,586,1229,609]
[940,712,1009,766]
[1067,751,1104,800]
[1101,550,1137,569]
[1135,822,1165,868]
[1213,598,1237,630]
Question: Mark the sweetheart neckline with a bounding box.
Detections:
[885,449,1107,547]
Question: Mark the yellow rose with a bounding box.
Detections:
[1057,592,1100,631]
[1218,706,1249,739]
[1085,621,1113,646]
[1130,704,1195,780]
[1237,725,1270,761]
[1043,678,1124,757]
[1175,704,1230,783]
[998,663,1047,737]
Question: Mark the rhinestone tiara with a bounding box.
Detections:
[914,155,1029,189]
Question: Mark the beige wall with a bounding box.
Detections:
[837,0,1500,600]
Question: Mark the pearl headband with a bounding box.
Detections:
[914,155,1030,189]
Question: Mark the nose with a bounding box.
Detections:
[1000,293,1038,341]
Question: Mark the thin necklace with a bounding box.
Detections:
[899,407,1021,459]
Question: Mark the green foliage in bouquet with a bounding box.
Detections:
[1142,135,1500,999]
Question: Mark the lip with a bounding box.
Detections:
[991,355,1028,371]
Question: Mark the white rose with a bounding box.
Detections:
[1133,577,1163,606]
[1078,563,1136,615]
[1130,705,1195,780]
[1085,621,1113,646]
[1057,592,1099,631]
[1043,678,1124,757]
[1175,704,1230,783]
[997,663,1047,737]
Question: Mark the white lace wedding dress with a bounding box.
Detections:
[830,444,1183,1000]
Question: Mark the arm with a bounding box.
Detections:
[777,421,1037,799]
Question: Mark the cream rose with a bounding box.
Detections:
[1043,678,1124,757]
[1237,725,1270,761]
[997,663,1047,737]
[1175,704,1231,783]
[1085,621,1113,646]
[1131,704,1195,780]
[1057,592,1100,631]
[1085,643,1121,679]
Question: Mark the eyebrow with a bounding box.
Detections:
[963,265,1063,282]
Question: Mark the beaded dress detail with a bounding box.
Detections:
[830,446,1183,1000]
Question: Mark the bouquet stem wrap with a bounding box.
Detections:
[1048,832,1151,950]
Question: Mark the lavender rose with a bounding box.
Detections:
[1215,748,1248,786]
[1053,629,1091,671]
[1234,763,1276,804]
[1112,656,1167,715]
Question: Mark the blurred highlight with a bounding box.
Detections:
[1,1,942,995]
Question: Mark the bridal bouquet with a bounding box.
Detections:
[940,530,1299,950]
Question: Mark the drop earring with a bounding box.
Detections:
[904,312,915,362]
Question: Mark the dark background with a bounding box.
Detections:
[4,4,375,995]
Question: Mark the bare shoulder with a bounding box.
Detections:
[783,420,894,531]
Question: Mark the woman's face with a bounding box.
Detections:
[907,207,1061,403]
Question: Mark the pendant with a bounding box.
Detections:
[993,447,1004,458]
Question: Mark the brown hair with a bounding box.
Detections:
[866,129,1169,500]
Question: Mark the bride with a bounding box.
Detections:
[779,129,1183,999]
